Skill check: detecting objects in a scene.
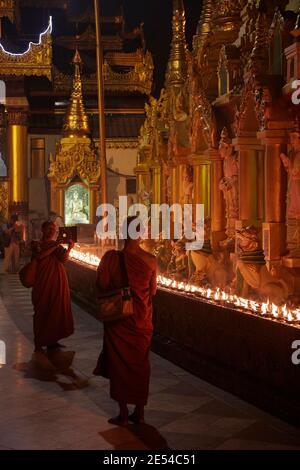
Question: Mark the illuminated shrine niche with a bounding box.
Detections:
[65,184,89,226]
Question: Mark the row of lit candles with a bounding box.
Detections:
[69,248,300,326]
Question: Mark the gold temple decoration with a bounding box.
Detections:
[0,16,52,79]
[193,0,213,53]
[165,0,188,87]
[63,50,90,138]
[53,49,153,96]
[212,0,245,31]
[0,180,9,218]
[48,51,100,222]
[48,141,101,187]
[0,0,15,23]
[134,0,300,299]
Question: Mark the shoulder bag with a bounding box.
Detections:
[97,251,134,322]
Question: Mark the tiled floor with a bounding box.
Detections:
[0,271,300,450]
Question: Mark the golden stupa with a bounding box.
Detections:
[48,50,101,225]
[63,49,91,138]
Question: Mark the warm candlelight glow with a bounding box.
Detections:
[69,247,300,327]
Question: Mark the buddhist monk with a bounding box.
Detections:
[31,221,74,353]
[94,216,157,426]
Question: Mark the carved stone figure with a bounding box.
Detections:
[189,219,228,288]
[235,227,289,304]
[190,96,203,154]
[153,238,173,274]
[280,129,300,257]
[181,167,194,205]
[167,240,189,281]
[219,127,239,243]
[168,88,190,158]
[173,89,188,123]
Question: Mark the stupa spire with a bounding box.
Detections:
[63,49,90,137]
[165,0,188,88]
[193,0,213,52]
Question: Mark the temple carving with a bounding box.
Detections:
[136,0,300,305]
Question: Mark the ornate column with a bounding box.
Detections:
[258,130,288,266]
[177,159,187,205]
[151,163,161,205]
[233,136,264,228]
[191,154,211,219]
[206,148,226,250]
[7,101,29,217]
[170,163,178,205]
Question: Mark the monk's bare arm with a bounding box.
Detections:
[55,247,70,263]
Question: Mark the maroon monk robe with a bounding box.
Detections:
[32,241,74,348]
[96,250,157,406]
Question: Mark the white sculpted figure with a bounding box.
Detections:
[68,190,89,224]
[181,167,194,205]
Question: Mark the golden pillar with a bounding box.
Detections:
[161,165,169,204]
[151,164,161,205]
[94,0,108,206]
[258,130,288,264]
[177,162,187,205]
[191,154,211,219]
[7,107,28,216]
[206,148,225,249]
[170,164,178,205]
[233,137,264,227]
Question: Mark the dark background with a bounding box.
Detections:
[64,0,203,96]
[5,0,203,95]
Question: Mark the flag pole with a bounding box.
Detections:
[94,0,108,206]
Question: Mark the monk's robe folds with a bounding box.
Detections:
[97,250,157,406]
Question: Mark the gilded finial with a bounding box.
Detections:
[63,49,90,138]
[165,0,188,88]
[193,0,213,52]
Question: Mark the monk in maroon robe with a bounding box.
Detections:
[95,217,157,426]
[31,222,74,353]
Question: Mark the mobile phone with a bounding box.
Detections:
[58,226,78,243]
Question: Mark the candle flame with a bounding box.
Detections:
[69,247,300,326]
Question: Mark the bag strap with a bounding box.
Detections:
[118,251,130,288]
